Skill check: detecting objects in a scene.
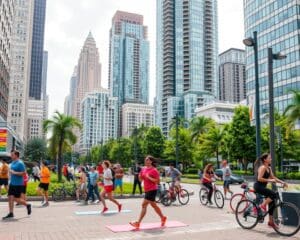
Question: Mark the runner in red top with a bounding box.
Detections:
[129,155,167,230]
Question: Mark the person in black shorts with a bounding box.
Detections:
[254,153,288,229]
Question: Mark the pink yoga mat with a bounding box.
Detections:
[106,221,188,232]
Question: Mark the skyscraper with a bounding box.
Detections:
[156,0,218,135]
[219,48,246,103]
[73,32,102,120]
[7,0,34,141]
[244,0,300,115]
[0,0,15,121]
[41,51,48,100]
[29,0,47,100]
[108,11,149,105]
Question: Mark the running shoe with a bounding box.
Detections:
[161,216,167,227]
[42,202,49,207]
[268,221,279,229]
[94,200,100,204]
[118,204,122,212]
[129,221,140,230]
[26,204,32,215]
[101,207,108,213]
[2,213,14,220]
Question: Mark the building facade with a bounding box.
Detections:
[156,0,218,135]
[122,103,154,137]
[219,48,246,103]
[108,11,149,105]
[27,99,45,139]
[41,50,48,100]
[80,91,118,154]
[0,0,14,120]
[244,0,300,115]
[7,0,34,141]
[29,0,47,100]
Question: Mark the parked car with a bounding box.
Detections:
[214,169,245,184]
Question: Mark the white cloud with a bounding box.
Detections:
[44,0,244,117]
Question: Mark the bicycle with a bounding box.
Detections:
[155,182,169,203]
[161,181,190,206]
[199,181,224,208]
[235,185,300,237]
[52,181,78,201]
[230,182,261,213]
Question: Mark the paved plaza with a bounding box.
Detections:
[0,184,299,240]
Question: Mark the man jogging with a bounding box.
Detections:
[3,150,31,220]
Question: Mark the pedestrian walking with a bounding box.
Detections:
[130,155,167,230]
[37,161,51,207]
[222,160,233,199]
[2,150,31,220]
[132,163,142,195]
[100,160,122,213]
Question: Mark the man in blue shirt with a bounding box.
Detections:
[2,150,32,220]
[87,166,100,203]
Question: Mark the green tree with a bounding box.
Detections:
[109,138,132,167]
[144,126,165,158]
[189,116,213,142]
[43,111,82,182]
[284,90,300,129]
[227,106,256,170]
[24,138,47,162]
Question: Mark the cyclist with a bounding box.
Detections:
[167,163,182,198]
[201,163,221,205]
[254,153,288,229]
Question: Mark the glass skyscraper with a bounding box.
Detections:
[108,11,149,105]
[156,0,218,135]
[244,0,300,115]
[29,0,47,100]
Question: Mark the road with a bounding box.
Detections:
[0,183,298,240]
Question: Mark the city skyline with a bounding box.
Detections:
[45,0,244,117]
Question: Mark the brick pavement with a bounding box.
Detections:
[0,184,299,240]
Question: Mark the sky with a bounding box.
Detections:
[45,0,245,117]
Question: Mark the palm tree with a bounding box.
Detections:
[43,111,82,181]
[284,90,300,129]
[189,116,213,142]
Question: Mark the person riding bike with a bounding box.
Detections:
[254,153,288,229]
[201,163,221,205]
[167,163,182,198]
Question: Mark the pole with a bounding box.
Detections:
[175,114,179,169]
[268,48,277,192]
[100,140,104,161]
[134,127,138,164]
[253,31,261,159]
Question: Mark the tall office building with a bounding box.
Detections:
[156,0,218,135]
[27,99,45,139]
[80,91,118,154]
[73,32,102,120]
[41,51,48,100]
[29,0,47,100]
[244,0,300,115]
[219,48,246,103]
[7,0,34,141]
[0,1,15,120]
[68,66,78,116]
[122,103,154,137]
[108,11,149,106]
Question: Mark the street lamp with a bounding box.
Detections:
[171,114,179,169]
[267,47,286,177]
[243,31,261,160]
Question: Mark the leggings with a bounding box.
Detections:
[203,182,213,202]
[254,182,277,216]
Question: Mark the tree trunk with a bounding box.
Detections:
[57,136,64,182]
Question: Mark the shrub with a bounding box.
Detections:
[185,168,199,174]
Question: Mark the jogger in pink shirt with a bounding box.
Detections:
[130,155,166,230]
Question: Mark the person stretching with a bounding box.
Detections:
[130,155,167,230]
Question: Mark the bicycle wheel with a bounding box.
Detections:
[178,189,189,205]
[230,193,247,213]
[272,202,300,237]
[161,192,172,206]
[214,190,224,208]
[52,188,66,201]
[235,199,259,229]
[199,188,208,205]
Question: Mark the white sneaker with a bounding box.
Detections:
[94,200,99,204]
[88,200,93,204]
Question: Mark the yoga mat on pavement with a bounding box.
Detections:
[106,221,188,232]
[75,209,131,215]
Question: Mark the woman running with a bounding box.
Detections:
[130,155,167,230]
[254,153,288,229]
[201,163,220,205]
[100,160,122,213]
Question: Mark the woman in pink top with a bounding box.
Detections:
[130,155,167,230]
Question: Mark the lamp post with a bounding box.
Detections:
[267,47,286,180]
[174,114,179,169]
[100,140,104,161]
[243,31,261,160]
